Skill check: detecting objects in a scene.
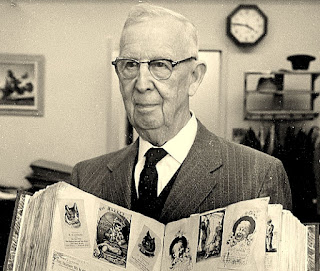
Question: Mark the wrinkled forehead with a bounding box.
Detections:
[119,18,189,59]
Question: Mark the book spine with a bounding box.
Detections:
[305,223,320,271]
[3,192,27,271]
[312,223,319,271]
[13,182,62,270]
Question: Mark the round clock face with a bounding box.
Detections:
[227,5,267,46]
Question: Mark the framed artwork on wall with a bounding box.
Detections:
[0,54,45,116]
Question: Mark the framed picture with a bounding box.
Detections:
[0,54,44,116]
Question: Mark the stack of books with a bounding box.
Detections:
[25,159,73,191]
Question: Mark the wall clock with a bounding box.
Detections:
[226,4,268,46]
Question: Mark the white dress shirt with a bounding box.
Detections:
[134,112,198,197]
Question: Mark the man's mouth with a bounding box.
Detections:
[135,103,159,112]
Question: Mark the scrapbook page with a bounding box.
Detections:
[6,182,165,271]
[4,181,316,271]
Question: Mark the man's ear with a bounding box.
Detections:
[188,61,207,97]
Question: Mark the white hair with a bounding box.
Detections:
[119,3,199,58]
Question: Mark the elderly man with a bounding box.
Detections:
[71,4,292,224]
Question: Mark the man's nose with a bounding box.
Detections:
[134,63,153,92]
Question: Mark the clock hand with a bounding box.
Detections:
[232,23,257,33]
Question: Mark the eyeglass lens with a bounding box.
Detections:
[116,59,173,80]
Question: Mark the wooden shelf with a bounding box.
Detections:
[244,71,320,121]
[246,90,320,96]
[245,70,320,76]
[245,110,319,120]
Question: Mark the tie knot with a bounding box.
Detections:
[145,148,167,166]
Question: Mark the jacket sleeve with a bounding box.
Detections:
[258,158,292,211]
[70,163,80,188]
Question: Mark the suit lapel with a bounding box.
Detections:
[103,122,223,222]
[160,122,223,223]
[105,141,138,209]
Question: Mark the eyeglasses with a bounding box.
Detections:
[111,57,197,80]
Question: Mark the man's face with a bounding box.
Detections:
[118,18,195,143]
[235,221,251,241]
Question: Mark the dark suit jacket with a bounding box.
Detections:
[71,121,292,224]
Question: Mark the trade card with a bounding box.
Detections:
[129,225,162,271]
[58,199,90,249]
[93,203,132,268]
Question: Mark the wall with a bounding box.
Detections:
[0,0,320,188]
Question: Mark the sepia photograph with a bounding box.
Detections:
[0,1,320,270]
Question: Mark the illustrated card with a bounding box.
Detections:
[196,210,225,262]
[161,216,199,271]
[129,225,162,271]
[219,197,269,270]
[93,203,132,268]
[265,204,283,271]
[58,199,90,249]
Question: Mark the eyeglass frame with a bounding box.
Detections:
[111,56,197,80]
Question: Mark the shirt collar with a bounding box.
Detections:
[138,112,198,164]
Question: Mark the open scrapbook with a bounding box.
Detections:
[4,182,318,271]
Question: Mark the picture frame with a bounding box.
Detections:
[0,54,45,116]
